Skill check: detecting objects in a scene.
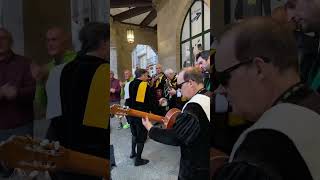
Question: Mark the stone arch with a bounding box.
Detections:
[175,0,194,70]
[110,20,157,80]
[175,0,210,69]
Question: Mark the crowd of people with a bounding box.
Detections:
[0,22,109,180]
[110,51,213,177]
[111,0,320,180]
[1,0,320,179]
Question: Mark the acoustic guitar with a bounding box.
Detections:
[0,136,109,179]
[110,104,181,128]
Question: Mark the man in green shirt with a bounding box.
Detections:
[34,27,77,117]
[120,69,134,129]
[120,69,134,98]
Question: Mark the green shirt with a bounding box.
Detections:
[34,50,77,111]
[311,70,320,91]
[120,76,134,99]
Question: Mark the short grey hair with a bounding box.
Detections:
[164,68,175,76]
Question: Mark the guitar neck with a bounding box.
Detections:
[63,149,109,178]
[127,109,164,123]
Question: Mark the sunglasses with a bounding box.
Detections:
[176,81,188,89]
[214,57,271,87]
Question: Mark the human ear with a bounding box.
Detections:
[253,57,267,80]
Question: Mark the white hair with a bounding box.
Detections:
[164,68,175,76]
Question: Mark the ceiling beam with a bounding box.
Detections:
[114,21,157,31]
[113,6,153,22]
[140,9,157,27]
[110,0,152,8]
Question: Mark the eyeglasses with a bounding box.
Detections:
[176,81,188,89]
[214,57,271,86]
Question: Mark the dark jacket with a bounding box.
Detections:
[59,55,109,159]
[0,52,35,129]
[149,91,210,180]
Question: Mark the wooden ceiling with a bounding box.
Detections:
[110,0,153,8]
[110,0,157,30]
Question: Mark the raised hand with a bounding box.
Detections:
[1,83,17,100]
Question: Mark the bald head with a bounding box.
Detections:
[46,27,71,58]
[124,69,132,80]
[271,6,296,31]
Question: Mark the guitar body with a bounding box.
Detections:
[165,108,181,128]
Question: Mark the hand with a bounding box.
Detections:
[119,82,124,88]
[158,98,164,105]
[110,88,115,93]
[159,98,168,106]
[1,83,17,100]
[142,116,153,131]
[162,117,169,127]
[31,63,48,82]
[168,89,176,96]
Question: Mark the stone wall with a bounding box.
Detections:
[156,0,215,72]
[110,19,157,80]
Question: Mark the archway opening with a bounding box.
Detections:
[131,44,158,76]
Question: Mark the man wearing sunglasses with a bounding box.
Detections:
[142,67,210,180]
[213,17,320,180]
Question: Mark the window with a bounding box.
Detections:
[132,44,158,76]
[180,0,211,68]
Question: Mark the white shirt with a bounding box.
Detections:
[45,63,67,120]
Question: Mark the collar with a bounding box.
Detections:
[126,77,134,82]
[196,87,207,95]
[50,50,76,66]
[272,82,308,106]
[78,54,105,63]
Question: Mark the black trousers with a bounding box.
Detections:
[129,117,148,143]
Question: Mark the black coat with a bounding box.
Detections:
[149,94,210,180]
